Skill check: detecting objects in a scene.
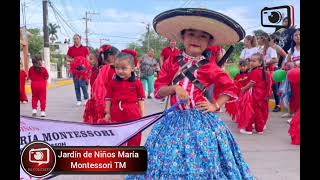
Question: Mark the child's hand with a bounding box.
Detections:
[104,113,112,123]
[241,87,246,93]
[174,85,189,101]
[196,97,217,113]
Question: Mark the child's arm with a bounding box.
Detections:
[138,101,145,117]
[42,67,49,80]
[241,81,255,92]
[276,45,288,58]
[136,80,146,116]
[27,68,32,80]
[104,80,114,122]
[104,100,112,122]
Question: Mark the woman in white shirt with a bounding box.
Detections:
[285,29,300,67]
[240,35,259,61]
[258,33,281,112]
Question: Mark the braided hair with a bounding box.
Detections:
[97,45,119,67]
[251,53,267,81]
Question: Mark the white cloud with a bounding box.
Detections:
[100,8,153,23]
[216,6,261,35]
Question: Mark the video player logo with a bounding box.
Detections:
[21,141,56,178]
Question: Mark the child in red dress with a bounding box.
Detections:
[225,60,250,122]
[104,51,145,146]
[287,67,300,145]
[233,60,255,133]
[20,62,28,103]
[241,53,272,134]
[83,45,119,124]
[28,56,49,117]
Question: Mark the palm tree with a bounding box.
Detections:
[48,23,60,45]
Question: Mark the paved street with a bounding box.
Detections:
[20,84,300,180]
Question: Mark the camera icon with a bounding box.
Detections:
[29,148,50,165]
[261,5,294,28]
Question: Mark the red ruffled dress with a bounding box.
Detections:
[288,68,300,113]
[225,72,249,122]
[245,67,272,133]
[105,74,145,146]
[287,67,300,145]
[69,56,92,82]
[289,109,300,145]
[83,65,116,124]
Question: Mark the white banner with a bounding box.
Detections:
[20,113,163,179]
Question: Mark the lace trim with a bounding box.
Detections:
[182,52,205,62]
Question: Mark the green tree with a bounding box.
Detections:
[253,29,268,37]
[127,42,144,60]
[134,30,169,61]
[222,42,244,63]
[28,28,44,57]
[51,53,66,78]
[48,23,60,45]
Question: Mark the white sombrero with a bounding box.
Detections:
[153,8,246,46]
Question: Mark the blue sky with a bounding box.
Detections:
[20,0,300,50]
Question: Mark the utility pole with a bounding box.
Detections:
[83,11,98,47]
[146,23,150,51]
[43,0,51,83]
[20,28,29,72]
[21,1,27,28]
[99,38,109,47]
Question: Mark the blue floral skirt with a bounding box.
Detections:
[127,109,254,180]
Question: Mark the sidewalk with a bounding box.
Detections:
[25,78,73,95]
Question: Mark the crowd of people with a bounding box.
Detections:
[20,27,300,145]
[19,7,300,179]
[225,27,300,144]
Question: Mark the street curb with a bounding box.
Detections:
[25,79,73,95]
[24,80,285,113]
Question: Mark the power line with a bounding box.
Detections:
[48,1,79,35]
[181,0,192,7]
[83,11,99,46]
[90,33,140,40]
[184,0,193,7]
[25,0,44,24]
[21,1,26,27]
[50,3,73,39]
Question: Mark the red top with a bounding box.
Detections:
[207,46,222,64]
[161,47,180,62]
[67,45,90,59]
[155,54,238,110]
[20,70,27,85]
[28,66,49,82]
[70,56,92,81]
[106,76,145,122]
[106,76,145,103]
[234,73,249,88]
[248,67,272,102]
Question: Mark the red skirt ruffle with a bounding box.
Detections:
[289,109,300,145]
[83,65,112,124]
[236,90,254,129]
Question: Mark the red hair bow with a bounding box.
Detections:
[100,45,112,54]
[121,49,138,66]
